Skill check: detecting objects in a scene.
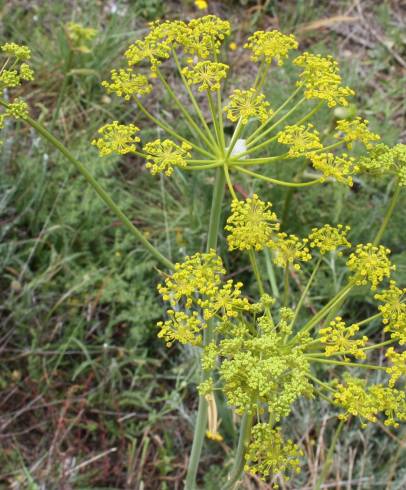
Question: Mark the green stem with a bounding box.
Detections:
[221,414,254,490]
[249,250,274,326]
[235,165,323,188]
[306,357,385,370]
[247,97,306,149]
[373,180,400,245]
[283,265,290,306]
[225,118,243,160]
[156,68,217,152]
[294,101,324,126]
[207,91,222,151]
[224,163,237,200]
[185,168,225,490]
[135,99,214,159]
[1,103,175,271]
[247,86,302,144]
[292,283,353,341]
[230,154,288,165]
[290,257,322,329]
[172,50,218,149]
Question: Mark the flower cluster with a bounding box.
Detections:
[182,61,229,92]
[335,117,380,149]
[308,224,351,254]
[294,53,354,107]
[334,376,406,427]
[198,280,251,320]
[225,195,280,251]
[358,144,406,186]
[143,139,191,176]
[158,250,225,308]
[375,282,406,344]
[270,233,312,270]
[157,310,204,347]
[183,15,231,59]
[319,317,368,359]
[66,22,97,53]
[347,243,394,290]
[244,30,298,65]
[309,152,358,186]
[0,43,34,91]
[224,88,272,125]
[385,348,406,387]
[218,314,311,416]
[102,69,152,100]
[277,123,323,157]
[244,424,302,484]
[92,121,140,156]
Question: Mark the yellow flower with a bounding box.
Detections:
[244,30,298,65]
[308,224,351,254]
[334,376,406,427]
[66,22,97,53]
[102,69,152,100]
[198,280,251,320]
[385,347,406,387]
[195,0,208,9]
[92,121,140,156]
[157,310,204,347]
[224,88,272,125]
[143,139,191,176]
[294,52,355,107]
[309,152,358,186]
[375,281,406,344]
[157,250,225,308]
[319,317,368,359]
[182,16,231,59]
[182,61,229,91]
[1,42,31,60]
[225,194,280,251]
[358,144,406,186]
[270,233,311,270]
[5,99,29,119]
[229,42,237,51]
[347,243,394,290]
[277,123,323,157]
[245,424,302,482]
[335,117,380,149]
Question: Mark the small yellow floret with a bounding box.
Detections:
[347,243,394,290]
[143,139,191,176]
[308,224,351,254]
[335,117,380,149]
[294,52,354,107]
[5,99,29,119]
[385,347,406,387]
[102,69,152,100]
[375,281,406,345]
[195,0,208,10]
[244,30,298,65]
[66,22,97,53]
[182,61,229,92]
[1,42,31,60]
[309,152,358,186]
[277,123,323,157]
[225,194,280,251]
[225,88,272,125]
[319,316,368,359]
[270,233,311,271]
[183,16,231,59]
[157,310,204,347]
[245,424,302,482]
[92,121,140,156]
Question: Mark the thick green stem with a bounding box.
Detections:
[221,414,253,490]
[185,168,225,489]
[3,104,175,271]
[373,180,400,245]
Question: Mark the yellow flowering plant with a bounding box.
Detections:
[1,15,405,489]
